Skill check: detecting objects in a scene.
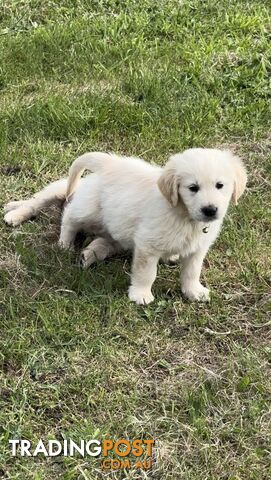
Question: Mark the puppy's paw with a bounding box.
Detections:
[181,283,210,302]
[169,254,180,263]
[161,254,180,265]
[4,206,32,227]
[128,286,154,305]
[4,200,25,213]
[79,250,96,268]
[58,239,74,251]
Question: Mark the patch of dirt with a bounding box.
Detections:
[0,166,22,175]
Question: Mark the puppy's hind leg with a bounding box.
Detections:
[79,237,122,268]
[58,207,78,251]
[59,174,102,251]
[4,179,68,227]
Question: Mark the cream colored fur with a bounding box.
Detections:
[4,148,247,305]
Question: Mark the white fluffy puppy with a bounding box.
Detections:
[4,149,247,305]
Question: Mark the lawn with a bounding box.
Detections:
[0,0,270,479]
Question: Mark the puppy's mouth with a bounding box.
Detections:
[190,213,219,223]
[200,214,218,222]
[192,212,219,223]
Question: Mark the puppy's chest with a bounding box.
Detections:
[164,224,207,257]
[176,231,203,256]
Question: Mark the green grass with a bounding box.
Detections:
[0,1,271,478]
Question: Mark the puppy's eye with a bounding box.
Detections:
[189,184,200,193]
[216,182,224,189]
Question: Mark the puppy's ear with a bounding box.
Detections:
[158,165,179,207]
[230,154,247,205]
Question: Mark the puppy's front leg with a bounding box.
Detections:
[181,248,210,302]
[129,247,159,305]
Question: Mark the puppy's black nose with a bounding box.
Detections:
[201,205,218,218]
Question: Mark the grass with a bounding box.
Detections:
[0,0,271,478]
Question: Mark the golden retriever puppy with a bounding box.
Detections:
[4,149,247,305]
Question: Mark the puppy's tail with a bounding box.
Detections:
[66,152,114,199]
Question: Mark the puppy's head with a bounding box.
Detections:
[158,148,247,222]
